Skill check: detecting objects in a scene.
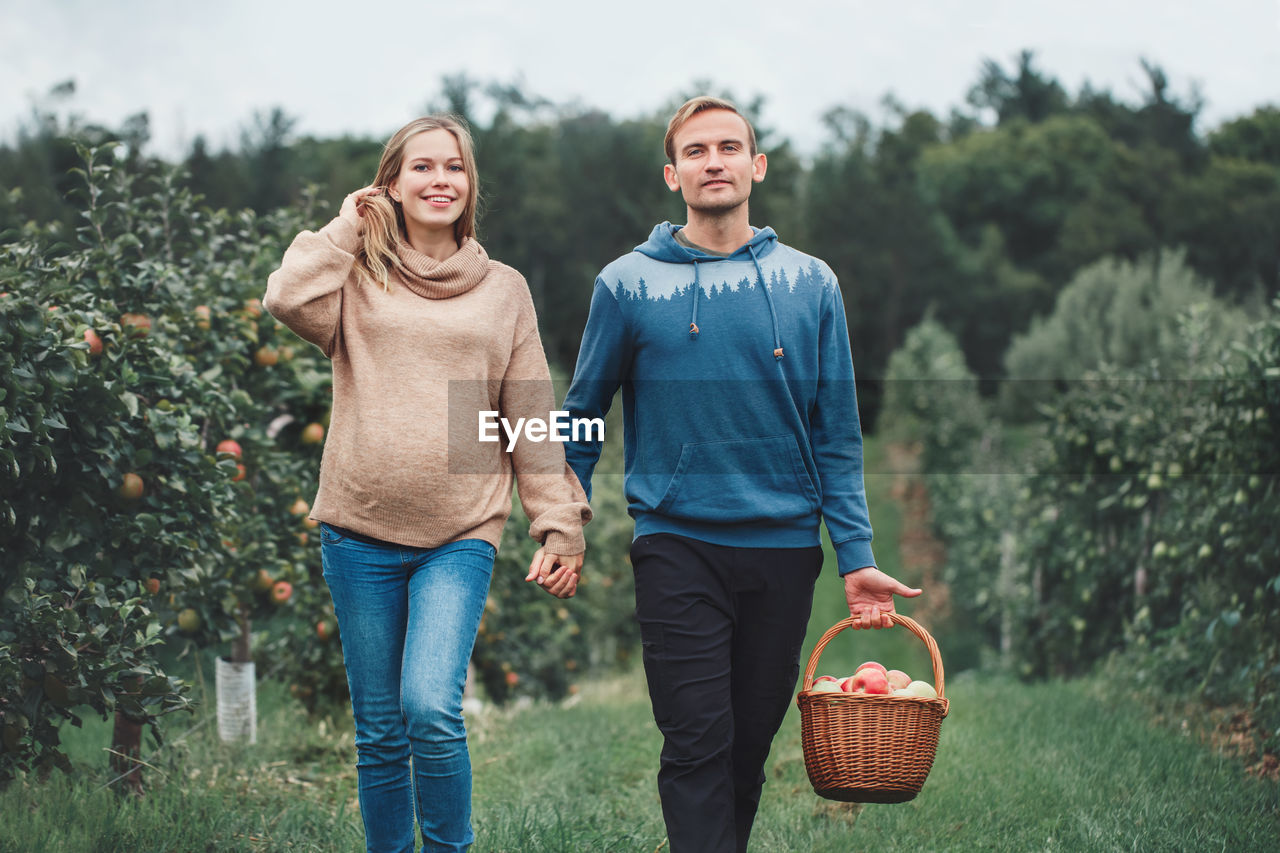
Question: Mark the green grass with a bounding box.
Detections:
[3,435,1276,850]
[23,670,1269,852]
[0,650,364,852]
[468,672,1279,852]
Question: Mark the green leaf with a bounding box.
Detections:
[15,304,45,337]
[120,391,139,418]
[45,529,83,553]
[44,356,76,389]
[141,676,171,696]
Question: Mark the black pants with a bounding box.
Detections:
[630,533,823,853]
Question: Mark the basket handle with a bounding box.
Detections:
[801,613,946,701]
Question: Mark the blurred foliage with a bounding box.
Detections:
[882,297,1280,752]
[4,58,1278,423]
[1001,250,1251,416]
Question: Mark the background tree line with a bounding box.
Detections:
[4,54,1277,424]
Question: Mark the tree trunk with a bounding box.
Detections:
[110,675,145,795]
[232,605,251,664]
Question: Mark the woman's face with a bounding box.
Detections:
[390,129,470,241]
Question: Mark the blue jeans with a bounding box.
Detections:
[320,524,496,853]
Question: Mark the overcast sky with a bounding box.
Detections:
[3,0,1278,160]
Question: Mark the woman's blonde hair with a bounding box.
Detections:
[355,115,480,289]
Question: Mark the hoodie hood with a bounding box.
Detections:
[635,221,778,263]
[634,222,785,358]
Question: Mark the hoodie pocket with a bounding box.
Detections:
[654,434,821,523]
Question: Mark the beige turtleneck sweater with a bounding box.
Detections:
[263,214,591,555]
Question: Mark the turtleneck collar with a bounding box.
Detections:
[393,236,490,300]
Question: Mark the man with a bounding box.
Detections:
[561,96,921,852]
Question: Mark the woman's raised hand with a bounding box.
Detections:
[339,186,383,223]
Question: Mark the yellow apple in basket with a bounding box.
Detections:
[897,680,937,699]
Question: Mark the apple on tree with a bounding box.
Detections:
[300,423,325,445]
[270,580,293,605]
[177,608,201,634]
[118,472,145,501]
[120,313,152,337]
[215,439,243,460]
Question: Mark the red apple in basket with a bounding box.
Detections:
[855,660,887,676]
[886,669,912,691]
[846,669,891,695]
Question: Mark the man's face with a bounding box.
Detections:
[663,109,767,214]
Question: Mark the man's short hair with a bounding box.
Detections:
[664,96,759,164]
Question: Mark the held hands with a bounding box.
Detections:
[843,567,922,629]
[524,548,584,599]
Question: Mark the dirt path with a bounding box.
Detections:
[886,441,950,629]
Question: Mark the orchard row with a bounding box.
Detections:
[881,294,1280,752]
[0,147,639,784]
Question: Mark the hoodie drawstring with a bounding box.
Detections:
[689,260,701,338]
[678,233,782,360]
[748,245,785,360]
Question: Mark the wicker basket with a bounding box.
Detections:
[796,613,949,803]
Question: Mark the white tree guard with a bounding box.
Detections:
[215,658,257,743]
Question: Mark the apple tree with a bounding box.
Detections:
[0,148,242,783]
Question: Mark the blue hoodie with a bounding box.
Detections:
[562,222,875,575]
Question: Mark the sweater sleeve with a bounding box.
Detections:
[263,215,360,357]
[813,280,877,575]
[560,278,631,501]
[501,301,593,556]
